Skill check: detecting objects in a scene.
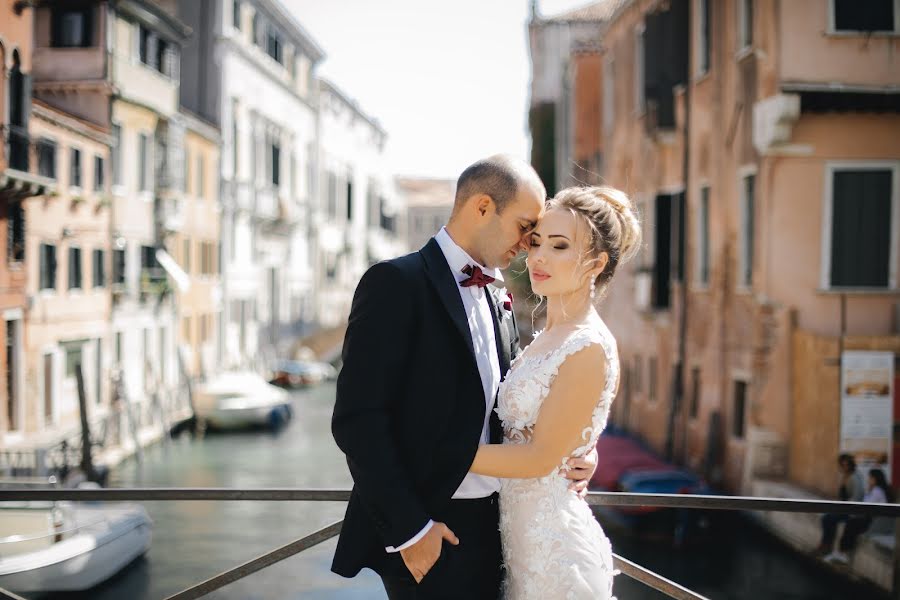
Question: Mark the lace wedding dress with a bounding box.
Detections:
[495,324,619,600]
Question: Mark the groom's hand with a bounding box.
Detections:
[399,522,459,583]
[561,447,599,499]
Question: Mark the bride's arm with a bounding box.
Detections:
[469,344,607,479]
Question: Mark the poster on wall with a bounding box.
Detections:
[840,350,894,482]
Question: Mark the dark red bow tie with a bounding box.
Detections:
[460,264,495,288]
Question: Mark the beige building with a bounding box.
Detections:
[400,177,455,252]
[23,100,113,443]
[107,3,190,417]
[173,112,222,377]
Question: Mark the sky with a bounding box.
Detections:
[284,0,594,179]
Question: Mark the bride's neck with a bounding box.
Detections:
[544,291,596,331]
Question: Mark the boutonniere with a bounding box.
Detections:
[496,287,514,315]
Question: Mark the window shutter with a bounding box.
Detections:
[831,170,892,287]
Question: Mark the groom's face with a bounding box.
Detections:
[481,186,545,269]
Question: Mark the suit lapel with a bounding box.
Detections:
[420,238,477,361]
[485,288,511,378]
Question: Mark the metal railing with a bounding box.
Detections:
[1,488,898,600]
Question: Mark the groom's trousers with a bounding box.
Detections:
[380,493,502,600]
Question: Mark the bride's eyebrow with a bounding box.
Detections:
[548,234,570,241]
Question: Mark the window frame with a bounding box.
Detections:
[828,0,900,35]
[70,147,82,190]
[37,138,57,180]
[68,246,83,291]
[737,0,753,51]
[39,243,58,292]
[51,6,93,48]
[737,166,757,290]
[695,0,711,77]
[820,161,900,290]
[696,184,711,288]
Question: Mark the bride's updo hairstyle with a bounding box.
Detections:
[547,185,642,291]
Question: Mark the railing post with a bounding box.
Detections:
[894,518,900,599]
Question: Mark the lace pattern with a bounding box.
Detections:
[496,325,619,600]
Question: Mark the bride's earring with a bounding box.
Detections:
[589,276,597,300]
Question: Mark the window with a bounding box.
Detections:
[182,316,192,342]
[346,178,353,221]
[68,247,83,289]
[6,320,19,430]
[112,248,126,285]
[831,0,897,33]
[71,148,82,189]
[603,57,615,136]
[326,172,337,218]
[733,380,747,438]
[827,166,896,288]
[233,0,242,29]
[37,139,57,179]
[196,155,205,198]
[183,238,192,273]
[738,0,753,49]
[92,249,105,288]
[8,202,25,263]
[266,24,283,64]
[698,186,710,285]
[232,100,240,178]
[648,357,657,403]
[43,353,54,422]
[739,173,755,288]
[115,331,123,365]
[270,141,280,187]
[634,355,642,394]
[253,12,263,47]
[141,245,159,277]
[52,7,92,48]
[138,133,150,191]
[65,342,83,380]
[690,367,700,419]
[40,244,57,291]
[696,0,710,75]
[94,155,104,191]
[112,124,123,186]
[634,25,645,113]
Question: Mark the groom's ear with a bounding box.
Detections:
[474,194,493,217]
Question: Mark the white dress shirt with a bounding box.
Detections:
[385,228,503,552]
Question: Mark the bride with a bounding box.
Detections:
[468,185,641,599]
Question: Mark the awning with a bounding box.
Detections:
[156,248,190,292]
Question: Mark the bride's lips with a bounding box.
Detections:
[531,270,551,281]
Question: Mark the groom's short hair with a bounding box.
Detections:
[454,155,544,215]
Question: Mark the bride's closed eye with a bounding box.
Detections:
[530,239,569,250]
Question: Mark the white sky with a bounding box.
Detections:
[284,0,593,179]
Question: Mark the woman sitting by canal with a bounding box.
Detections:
[822,468,893,565]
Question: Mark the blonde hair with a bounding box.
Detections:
[547,185,642,288]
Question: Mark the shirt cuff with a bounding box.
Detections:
[385,520,434,553]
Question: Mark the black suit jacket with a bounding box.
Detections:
[331,238,520,578]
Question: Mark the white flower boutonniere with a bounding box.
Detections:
[495,287,514,321]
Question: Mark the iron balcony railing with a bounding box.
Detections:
[0,488,898,600]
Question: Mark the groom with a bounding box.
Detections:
[331,155,597,599]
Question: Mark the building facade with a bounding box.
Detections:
[179,0,324,365]
[399,177,455,252]
[315,79,403,327]
[0,0,53,446]
[535,0,900,499]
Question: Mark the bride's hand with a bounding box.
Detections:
[561,448,599,499]
[399,522,459,583]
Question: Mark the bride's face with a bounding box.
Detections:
[527,207,604,297]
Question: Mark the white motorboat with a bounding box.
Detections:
[195,371,293,430]
[0,501,152,593]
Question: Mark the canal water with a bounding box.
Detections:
[40,383,882,599]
